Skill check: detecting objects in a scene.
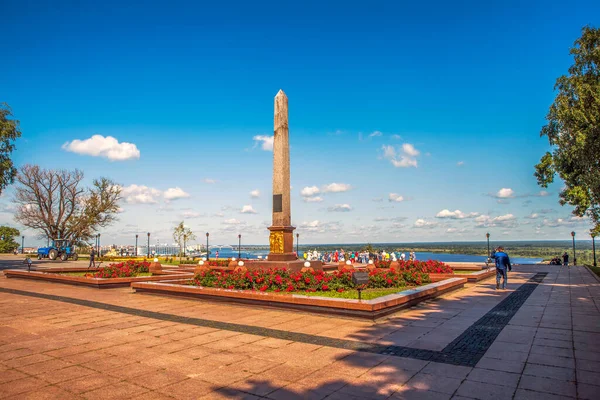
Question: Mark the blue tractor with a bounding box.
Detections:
[37,239,79,261]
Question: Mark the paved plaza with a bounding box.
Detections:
[0,264,599,399]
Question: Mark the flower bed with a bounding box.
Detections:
[375,259,454,274]
[190,267,431,293]
[92,260,151,278]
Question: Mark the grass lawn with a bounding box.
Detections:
[289,287,412,300]
[587,265,600,279]
[453,270,478,274]
[61,272,152,277]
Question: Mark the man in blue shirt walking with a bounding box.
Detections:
[492,246,512,290]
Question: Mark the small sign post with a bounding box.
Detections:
[351,271,369,301]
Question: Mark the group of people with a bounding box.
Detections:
[549,252,572,267]
[301,249,417,264]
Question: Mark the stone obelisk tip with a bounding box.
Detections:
[275,89,287,98]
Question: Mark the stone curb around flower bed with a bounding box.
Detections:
[429,269,496,283]
[130,277,467,320]
[3,269,194,289]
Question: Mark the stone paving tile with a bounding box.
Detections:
[578,382,600,400]
[455,380,515,400]
[392,387,452,399]
[517,374,577,398]
[466,367,521,388]
[155,378,218,399]
[37,365,96,384]
[0,376,49,397]
[523,363,575,381]
[7,385,85,399]
[475,357,525,373]
[83,381,151,400]
[405,372,463,394]
[266,382,330,400]
[421,361,471,379]
[526,352,575,369]
[55,373,122,394]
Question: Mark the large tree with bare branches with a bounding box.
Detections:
[13,165,122,242]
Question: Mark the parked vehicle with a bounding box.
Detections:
[37,239,79,261]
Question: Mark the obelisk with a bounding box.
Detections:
[268,90,296,261]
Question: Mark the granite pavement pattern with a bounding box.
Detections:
[0,265,598,399]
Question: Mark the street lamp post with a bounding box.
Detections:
[296,233,299,258]
[147,232,150,258]
[486,233,490,259]
[21,236,24,254]
[238,234,241,259]
[97,234,101,256]
[135,234,138,257]
[206,232,209,261]
[592,233,597,267]
[571,231,576,266]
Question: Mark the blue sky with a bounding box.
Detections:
[1,0,597,246]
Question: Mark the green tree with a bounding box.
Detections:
[0,103,22,196]
[173,221,195,262]
[0,226,20,253]
[535,26,600,232]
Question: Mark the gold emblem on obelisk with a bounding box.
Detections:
[269,231,284,254]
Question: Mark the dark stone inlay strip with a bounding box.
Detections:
[0,272,547,367]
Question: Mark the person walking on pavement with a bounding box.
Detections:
[562,252,569,268]
[492,246,512,290]
[89,247,95,269]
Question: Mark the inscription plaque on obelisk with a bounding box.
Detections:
[268,90,297,261]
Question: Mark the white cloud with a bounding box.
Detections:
[475,213,517,228]
[402,143,420,157]
[300,186,320,197]
[539,190,550,197]
[120,184,162,204]
[203,178,217,184]
[253,135,274,151]
[391,158,418,168]
[240,205,257,214]
[328,204,352,212]
[369,131,383,137]
[62,135,140,161]
[391,134,402,140]
[457,161,465,166]
[525,213,539,219]
[388,193,404,202]
[322,183,352,193]
[249,189,260,198]
[414,219,437,229]
[382,145,396,159]
[303,196,324,203]
[163,187,191,201]
[495,188,515,198]
[435,209,479,219]
[382,143,420,168]
[223,218,242,225]
[182,211,204,219]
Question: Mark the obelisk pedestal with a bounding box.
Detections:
[267,90,297,262]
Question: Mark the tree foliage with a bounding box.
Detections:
[13,165,121,242]
[535,26,600,232]
[0,226,20,253]
[0,103,22,196]
[173,221,195,261]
